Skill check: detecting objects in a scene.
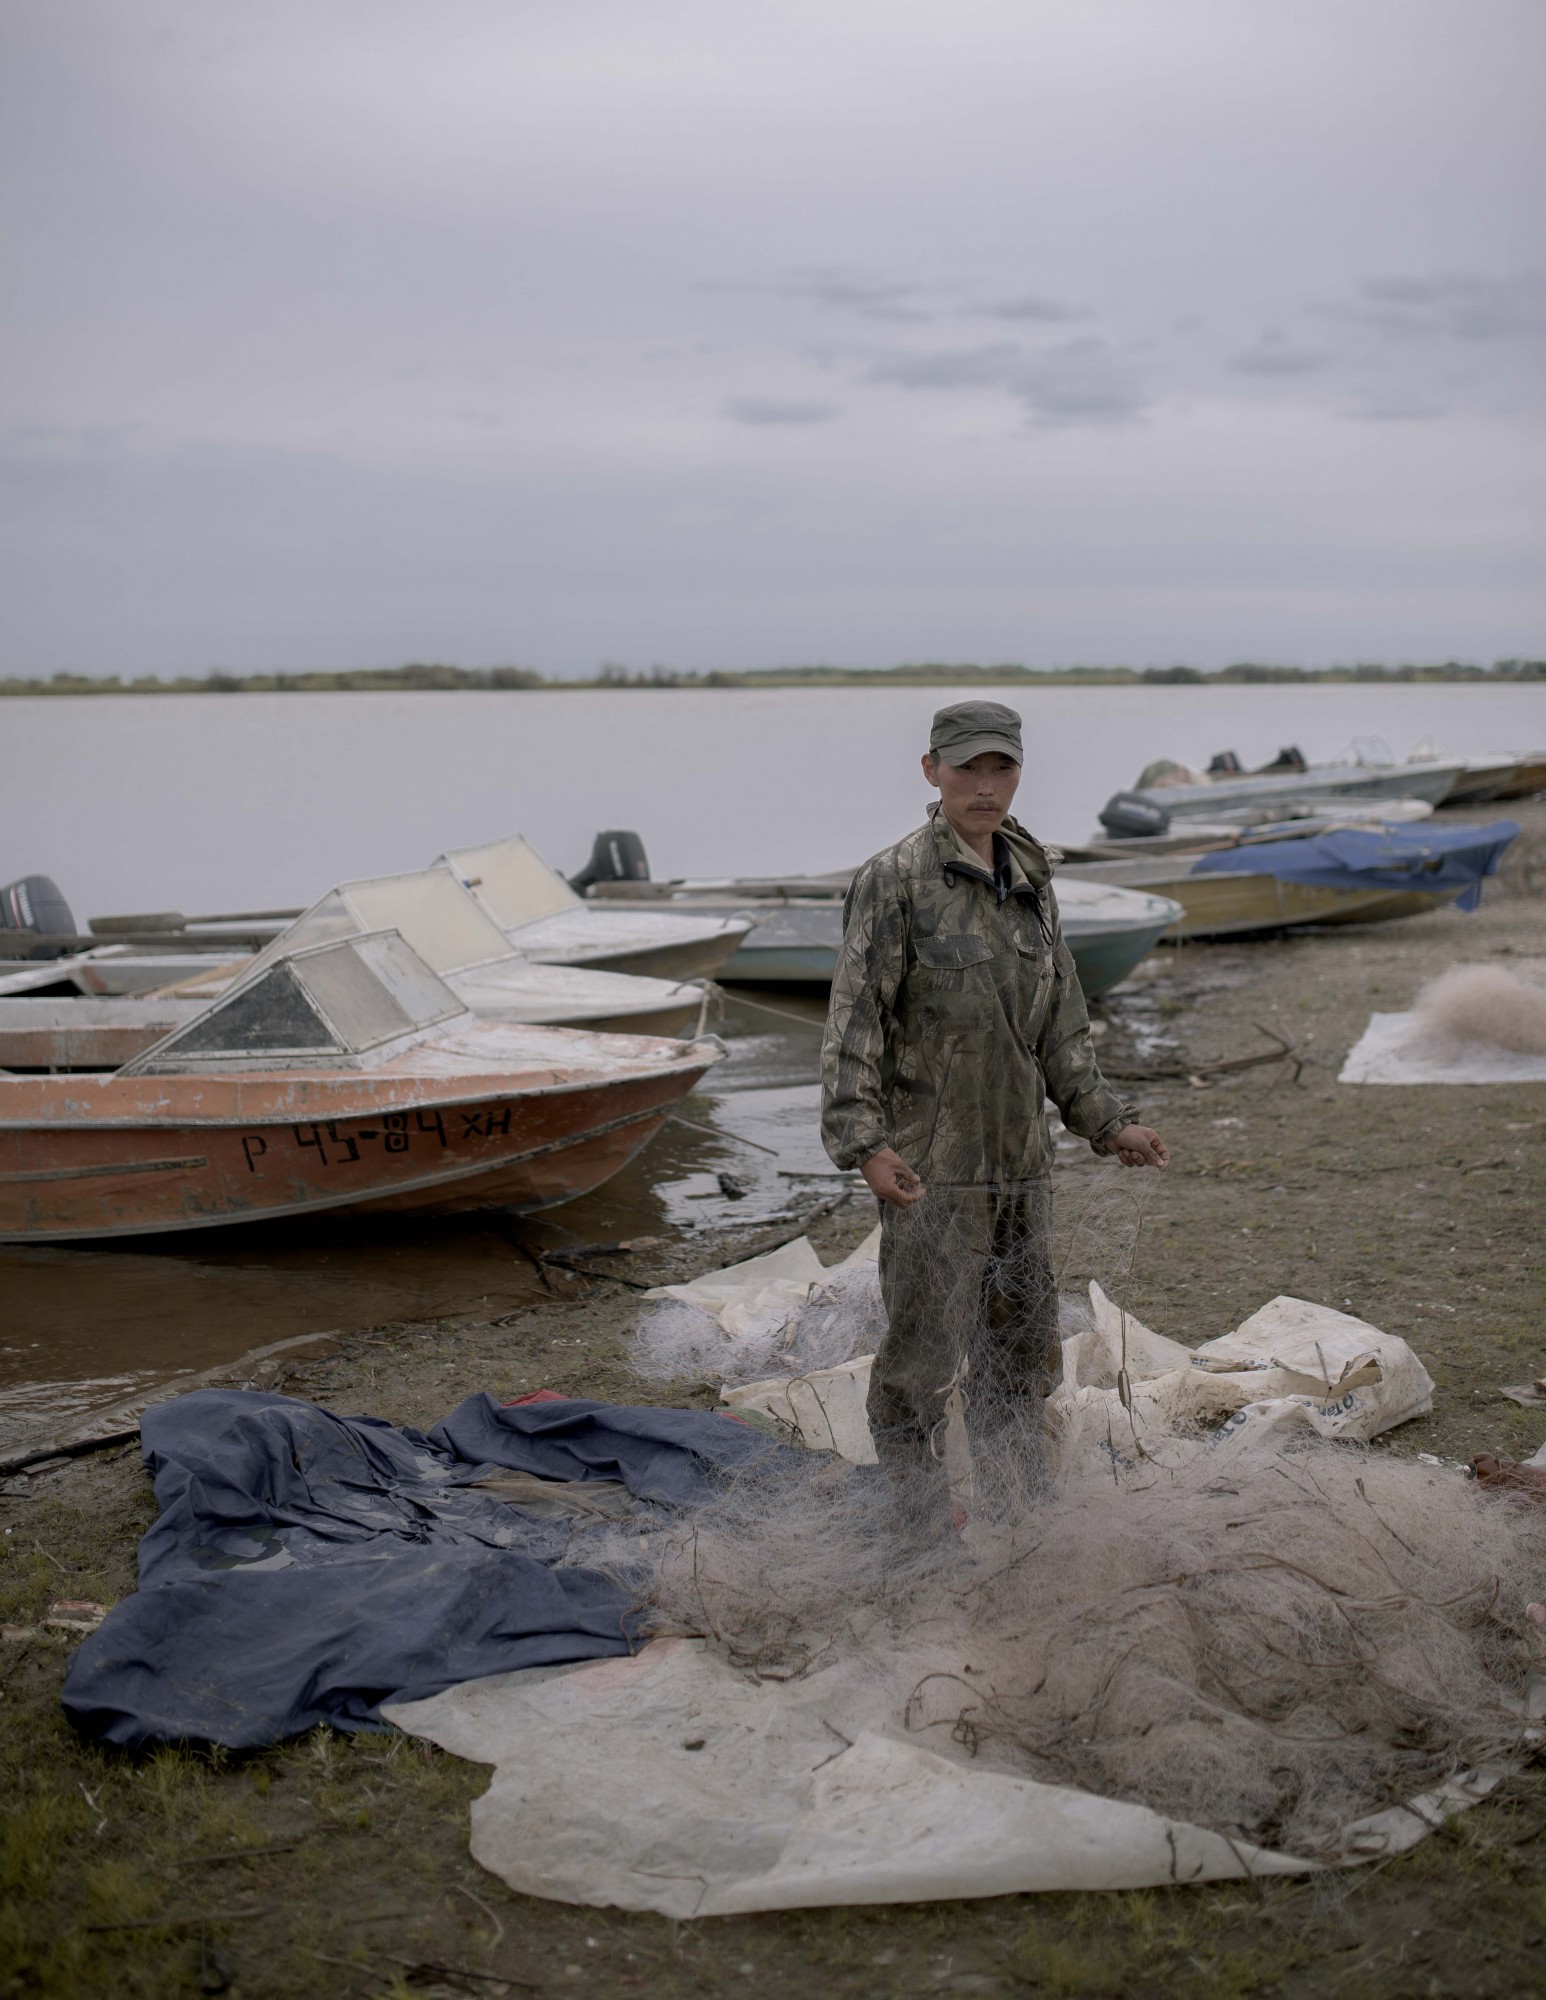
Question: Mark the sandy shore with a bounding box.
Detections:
[3,799,1542,1998]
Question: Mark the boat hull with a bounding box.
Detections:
[0,1057,713,1243]
[1483,755,1546,802]
[1059,863,1411,939]
[1124,762,1462,823]
[552,934,740,981]
[1306,888,1459,927]
[631,892,1174,997]
[1060,920,1173,996]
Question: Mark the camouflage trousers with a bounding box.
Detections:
[870,1179,1060,1479]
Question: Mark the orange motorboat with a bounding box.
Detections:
[0,930,721,1243]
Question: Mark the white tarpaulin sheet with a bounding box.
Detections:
[385,1637,1512,1918]
[1340,1011,1546,1085]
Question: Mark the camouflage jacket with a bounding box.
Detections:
[820,805,1134,1184]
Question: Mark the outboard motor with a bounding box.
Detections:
[1207,749,1243,775]
[0,875,77,958]
[1255,744,1308,774]
[1097,793,1172,840]
[568,830,651,894]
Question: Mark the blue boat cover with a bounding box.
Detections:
[61,1389,777,1751]
[1188,819,1518,911]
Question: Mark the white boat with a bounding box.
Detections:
[437,834,752,981]
[0,870,715,1068]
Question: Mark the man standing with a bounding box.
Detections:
[821,700,1169,1491]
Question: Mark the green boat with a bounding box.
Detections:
[590,877,1181,999]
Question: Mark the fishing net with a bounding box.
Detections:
[630,1254,886,1389]
[609,1176,1546,1858]
[1411,962,1546,1057]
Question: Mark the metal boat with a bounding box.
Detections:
[0,869,715,1065]
[438,835,752,981]
[1101,742,1467,832]
[1435,751,1546,805]
[1064,818,1518,939]
[0,930,721,1242]
[590,873,1181,997]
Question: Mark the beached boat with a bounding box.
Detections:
[1063,819,1519,940]
[1488,751,1546,801]
[589,874,1181,997]
[1062,797,1436,863]
[438,835,752,981]
[0,930,721,1243]
[1099,743,1467,835]
[245,866,714,1037]
[2,870,713,1058]
[3,837,752,991]
[1435,751,1546,805]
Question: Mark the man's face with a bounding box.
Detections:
[922,750,1022,837]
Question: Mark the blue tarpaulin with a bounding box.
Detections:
[1188,819,1518,911]
[61,1389,776,1751]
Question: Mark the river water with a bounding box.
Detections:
[5,681,1544,916]
[3,681,1543,1457]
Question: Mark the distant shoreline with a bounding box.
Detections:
[3,659,1542,696]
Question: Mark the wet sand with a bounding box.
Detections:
[3,802,1543,1997]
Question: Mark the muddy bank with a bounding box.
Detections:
[3,802,1543,1999]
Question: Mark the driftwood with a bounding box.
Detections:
[1097,1022,1303,1085]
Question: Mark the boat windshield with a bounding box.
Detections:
[245,867,516,979]
[1351,737,1395,768]
[437,835,581,930]
[122,931,464,1073]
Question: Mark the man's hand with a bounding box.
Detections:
[1105,1124,1170,1169]
[859,1147,926,1207]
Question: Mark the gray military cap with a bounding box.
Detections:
[928,699,1023,766]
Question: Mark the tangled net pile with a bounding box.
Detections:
[1412,962,1546,1056]
[609,1183,1546,1857]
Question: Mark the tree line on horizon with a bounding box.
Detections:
[3,658,1542,696]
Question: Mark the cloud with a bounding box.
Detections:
[867,338,1144,424]
[707,267,930,323]
[867,343,1022,391]
[1354,271,1546,341]
[721,396,841,425]
[785,268,929,322]
[975,293,1089,324]
[1227,337,1330,377]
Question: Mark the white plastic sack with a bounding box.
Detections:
[643,1227,880,1348]
[724,1286,1434,1468]
[1050,1287,1435,1459]
[1340,1011,1546,1085]
[384,1637,1509,1919]
[723,1355,878,1462]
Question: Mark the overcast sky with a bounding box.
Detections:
[2,0,1542,677]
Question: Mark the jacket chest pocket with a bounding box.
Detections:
[907,932,1000,1039]
[1007,931,1055,1036]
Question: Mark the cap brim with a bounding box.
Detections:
[935,733,1022,766]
